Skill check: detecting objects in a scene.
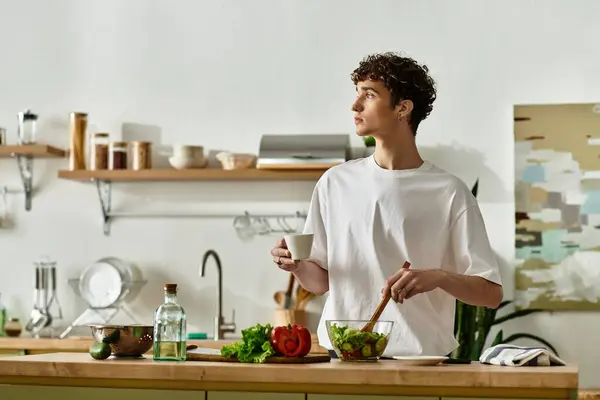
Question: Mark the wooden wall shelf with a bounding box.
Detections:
[0,145,66,158]
[58,168,327,182]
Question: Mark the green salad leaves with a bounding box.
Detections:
[329,324,383,348]
[328,323,388,359]
[220,323,276,363]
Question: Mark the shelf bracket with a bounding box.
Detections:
[15,154,33,211]
[95,180,112,236]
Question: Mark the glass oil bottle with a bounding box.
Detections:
[153,284,187,361]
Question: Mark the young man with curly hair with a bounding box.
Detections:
[270,52,503,358]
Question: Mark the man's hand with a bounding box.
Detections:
[270,238,300,272]
[270,237,330,295]
[382,261,444,303]
[382,261,503,308]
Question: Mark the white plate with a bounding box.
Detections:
[391,356,448,366]
[79,260,124,308]
[188,348,223,356]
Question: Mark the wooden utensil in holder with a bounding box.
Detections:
[283,273,295,309]
[274,308,307,327]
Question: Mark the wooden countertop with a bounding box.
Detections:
[0,352,578,397]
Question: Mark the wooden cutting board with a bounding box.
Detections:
[186,348,331,364]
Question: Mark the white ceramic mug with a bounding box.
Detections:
[284,233,314,260]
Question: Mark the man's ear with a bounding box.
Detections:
[396,100,413,120]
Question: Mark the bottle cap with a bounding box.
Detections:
[164,284,178,293]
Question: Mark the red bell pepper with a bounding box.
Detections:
[270,324,311,357]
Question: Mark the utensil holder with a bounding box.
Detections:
[273,308,307,327]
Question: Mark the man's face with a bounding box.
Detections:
[351,79,398,138]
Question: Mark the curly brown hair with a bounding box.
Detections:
[351,52,437,134]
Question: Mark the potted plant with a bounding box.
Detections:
[451,179,558,360]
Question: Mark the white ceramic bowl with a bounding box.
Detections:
[169,156,195,170]
[216,152,256,170]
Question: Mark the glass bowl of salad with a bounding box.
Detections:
[326,320,393,362]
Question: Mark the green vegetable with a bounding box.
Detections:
[375,336,388,353]
[220,323,276,364]
[361,344,373,357]
[89,342,111,360]
[328,323,388,359]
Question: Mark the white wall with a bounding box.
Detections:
[0,0,599,388]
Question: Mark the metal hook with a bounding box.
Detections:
[257,217,273,235]
[275,217,286,233]
[280,217,295,233]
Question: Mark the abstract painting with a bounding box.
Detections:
[514,102,600,311]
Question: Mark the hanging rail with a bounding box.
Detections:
[95,180,307,236]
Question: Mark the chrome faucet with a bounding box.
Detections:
[200,249,236,340]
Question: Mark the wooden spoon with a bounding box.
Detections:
[273,274,296,308]
[273,291,285,306]
[294,286,315,310]
[361,261,411,332]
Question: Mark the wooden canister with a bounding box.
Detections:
[131,141,152,170]
[273,308,307,327]
[68,112,88,170]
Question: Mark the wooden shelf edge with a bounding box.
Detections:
[0,144,66,158]
[57,168,327,182]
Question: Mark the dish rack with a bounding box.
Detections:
[58,278,147,339]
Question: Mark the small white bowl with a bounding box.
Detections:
[169,156,208,170]
[169,156,195,170]
[216,152,256,170]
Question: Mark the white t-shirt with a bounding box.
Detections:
[302,155,502,357]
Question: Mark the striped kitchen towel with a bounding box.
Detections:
[479,344,566,366]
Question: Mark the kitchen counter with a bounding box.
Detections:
[0,352,579,399]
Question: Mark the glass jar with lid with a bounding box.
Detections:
[4,318,22,337]
[108,141,128,170]
[90,133,109,170]
[17,109,38,144]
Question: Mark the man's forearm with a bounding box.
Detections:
[293,260,329,295]
[437,270,503,308]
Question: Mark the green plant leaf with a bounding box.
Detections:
[492,308,546,326]
[473,306,489,359]
[497,300,512,310]
[363,136,376,147]
[465,304,478,359]
[491,329,504,346]
[458,303,478,360]
[453,300,463,337]
[480,306,498,352]
[501,333,559,356]
[471,179,479,198]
